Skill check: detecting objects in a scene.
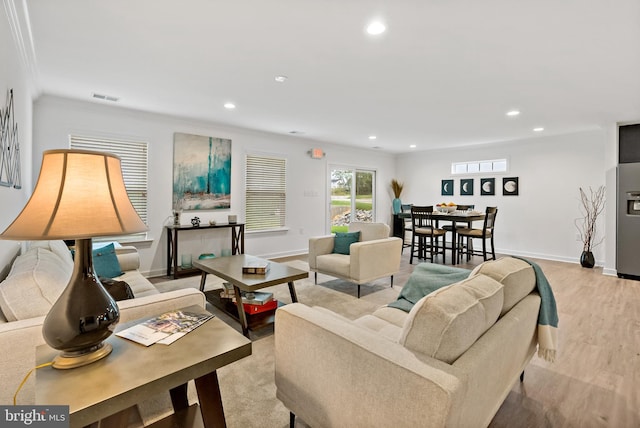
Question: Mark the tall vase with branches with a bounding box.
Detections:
[575,185,605,268]
[391,179,404,214]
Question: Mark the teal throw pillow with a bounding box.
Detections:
[332,231,361,255]
[92,243,124,278]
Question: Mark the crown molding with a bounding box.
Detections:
[3,0,40,97]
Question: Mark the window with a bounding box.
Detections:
[245,153,287,231]
[329,167,375,233]
[451,158,507,175]
[69,135,149,240]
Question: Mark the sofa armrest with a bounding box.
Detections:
[116,246,140,272]
[308,235,335,270]
[274,303,465,428]
[0,316,47,405]
[349,237,402,283]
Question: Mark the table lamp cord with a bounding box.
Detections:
[14,361,54,405]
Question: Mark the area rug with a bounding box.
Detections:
[143,260,403,427]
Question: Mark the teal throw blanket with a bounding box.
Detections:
[388,263,471,312]
[514,257,559,362]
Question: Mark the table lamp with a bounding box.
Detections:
[0,149,148,369]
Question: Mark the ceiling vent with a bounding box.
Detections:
[92,93,119,102]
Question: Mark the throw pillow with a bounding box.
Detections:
[332,231,361,255]
[92,243,124,278]
[99,276,135,301]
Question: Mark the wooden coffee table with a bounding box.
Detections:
[194,254,308,337]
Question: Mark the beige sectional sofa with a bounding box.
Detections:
[0,240,205,410]
[275,257,541,428]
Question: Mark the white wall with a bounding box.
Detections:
[0,7,33,276]
[396,130,607,264]
[33,95,396,276]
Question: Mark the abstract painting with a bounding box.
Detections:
[441,179,454,196]
[480,178,495,196]
[173,132,231,210]
[503,177,519,196]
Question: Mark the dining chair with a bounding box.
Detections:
[410,205,446,264]
[401,203,412,253]
[441,204,475,232]
[456,207,498,262]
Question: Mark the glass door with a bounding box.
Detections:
[329,167,375,233]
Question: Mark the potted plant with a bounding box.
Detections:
[391,179,404,214]
[575,185,605,268]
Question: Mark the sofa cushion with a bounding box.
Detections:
[332,231,360,255]
[316,253,350,278]
[116,270,160,298]
[29,240,74,270]
[354,315,403,342]
[372,306,409,328]
[92,243,124,278]
[399,274,504,364]
[470,257,536,316]
[0,248,71,321]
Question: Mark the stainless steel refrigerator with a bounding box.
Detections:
[617,162,640,278]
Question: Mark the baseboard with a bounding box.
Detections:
[496,248,604,268]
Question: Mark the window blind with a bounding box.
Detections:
[245,154,286,231]
[69,135,149,239]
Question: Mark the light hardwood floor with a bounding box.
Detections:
[275,246,640,427]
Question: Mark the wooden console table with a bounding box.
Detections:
[166,223,245,279]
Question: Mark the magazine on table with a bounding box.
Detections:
[116,310,214,346]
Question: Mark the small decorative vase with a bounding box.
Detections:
[392,198,402,214]
[191,216,201,227]
[580,250,595,268]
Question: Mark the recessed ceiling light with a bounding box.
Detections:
[368,135,377,140]
[275,75,288,83]
[533,127,544,132]
[289,130,305,135]
[224,103,236,109]
[366,21,386,35]
[409,144,417,148]
[506,110,520,117]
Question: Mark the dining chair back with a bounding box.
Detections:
[410,205,446,264]
[457,206,498,262]
[400,204,413,253]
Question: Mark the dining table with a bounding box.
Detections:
[431,210,485,265]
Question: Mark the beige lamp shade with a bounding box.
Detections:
[1,149,148,240]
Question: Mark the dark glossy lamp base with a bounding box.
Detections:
[52,342,113,369]
[43,238,120,370]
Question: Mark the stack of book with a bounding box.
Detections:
[242,291,278,314]
[219,284,278,314]
[242,261,270,274]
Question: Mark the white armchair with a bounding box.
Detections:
[308,222,402,298]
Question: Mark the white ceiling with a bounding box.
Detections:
[19,0,640,153]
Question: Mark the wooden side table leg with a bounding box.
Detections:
[195,371,227,428]
[170,383,189,411]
